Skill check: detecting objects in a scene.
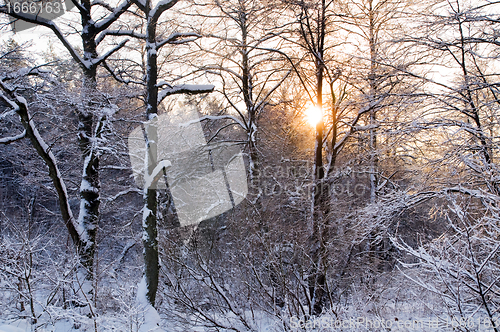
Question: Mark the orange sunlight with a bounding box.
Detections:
[305,104,322,127]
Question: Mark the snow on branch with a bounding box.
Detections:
[93,0,134,33]
[151,0,179,22]
[92,40,129,67]
[0,9,88,70]
[91,0,114,12]
[143,159,172,191]
[442,186,499,205]
[0,91,20,111]
[353,124,379,131]
[157,32,201,49]
[3,66,51,82]
[0,130,26,144]
[105,188,142,202]
[96,29,146,45]
[158,84,214,103]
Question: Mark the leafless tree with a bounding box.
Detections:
[0,0,134,286]
[184,0,292,197]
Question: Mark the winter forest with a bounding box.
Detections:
[0,0,500,330]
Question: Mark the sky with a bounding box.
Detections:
[1,3,84,61]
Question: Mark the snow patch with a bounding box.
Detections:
[158,84,214,102]
[76,199,90,242]
[0,324,25,332]
[80,178,98,193]
[136,276,163,332]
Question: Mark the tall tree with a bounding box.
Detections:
[189,0,291,196]
[406,0,500,194]
[282,0,404,315]
[103,0,214,307]
[339,0,420,201]
[0,0,133,290]
[283,0,339,316]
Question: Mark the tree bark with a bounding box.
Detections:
[142,0,161,306]
[308,0,329,317]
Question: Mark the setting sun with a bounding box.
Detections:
[305,104,323,127]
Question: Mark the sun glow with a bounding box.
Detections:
[305,104,322,127]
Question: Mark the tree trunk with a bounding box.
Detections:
[142,0,160,306]
[309,0,329,316]
[368,0,378,204]
[76,0,101,281]
[77,75,100,278]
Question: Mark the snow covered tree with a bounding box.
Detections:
[401,0,500,196]
[281,0,375,315]
[391,0,500,327]
[0,49,82,263]
[335,0,414,202]
[396,190,500,332]
[137,1,214,308]
[0,0,134,299]
[0,44,102,322]
[101,0,214,308]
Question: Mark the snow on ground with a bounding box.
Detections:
[0,325,25,332]
[0,270,496,332]
[1,310,497,331]
[136,276,163,332]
